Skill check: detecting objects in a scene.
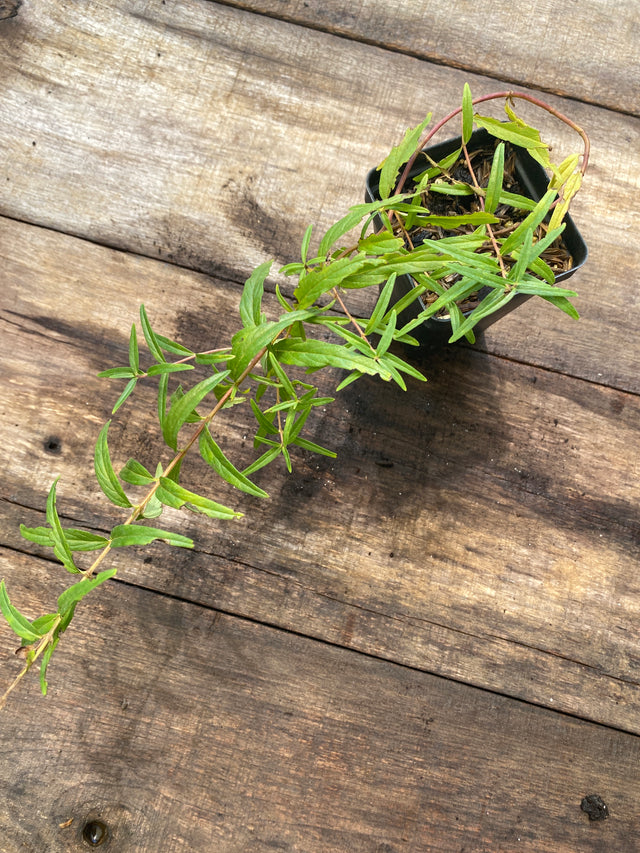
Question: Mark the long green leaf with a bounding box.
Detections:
[45,478,79,573]
[462,83,473,144]
[292,437,337,458]
[499,190,557,257]
[316,196,412,258]
[94,422,132,508]
[273,338,391,379]
[119,458,155,486]
[300,224,313,264]
[20,525,109,552]
[157,477,242,520]
[146,363,194,376]
[56,569,117,617]
[365,274,397,335]
[239,260,271,328]
[539,293,580,320]
[293,255,372,309]
[0,580,41,643]
[376,310,397,358]
[242,446,282,476]
[473,115,549,152]
[128,323,139,373]
[484,143,504,214]
[110,525,194,549]
[199,429,269,498]
[111,378,138,414]
[377,113,432,199]
[162,372,230,451]
[97,366,136,379]
[139,305,166,363]
[39,640,57,696]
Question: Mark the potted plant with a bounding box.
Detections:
[0,85,589,708]
[365,86,589,350]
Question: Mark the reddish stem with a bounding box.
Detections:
[395,91,590,196]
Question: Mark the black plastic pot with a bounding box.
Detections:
[364,128,588,350]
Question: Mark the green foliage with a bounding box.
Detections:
[1,85,588,707]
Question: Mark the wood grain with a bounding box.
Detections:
[0,1,639,389]
[1,548,638,852]
[217,0,640,118]
[2,216,639,733]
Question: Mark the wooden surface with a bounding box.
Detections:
[1,1,639,850]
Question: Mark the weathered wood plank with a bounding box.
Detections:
[219,0,640,118]
[2,217,639,733]
[1,548,638,853]
[0,1,639,388]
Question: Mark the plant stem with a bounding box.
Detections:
[396,91,590,196]
[0,615,62,711]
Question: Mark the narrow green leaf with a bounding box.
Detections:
[317,197,409,259]
[120,458,155,486]
[376,310,397,358]
[195,350,233,365]
[380,352,427,383]
[508,228,535,283]
[111,377,138,414]
[20,524,109,552]
[97,366,136,379]
[335,370,363,392]
[409,212,499,229]
[268,352,296,399]
[56,569,117,616]
[300,224,313,264]
[157,477,242,520]
[39,640,57,696]
[162,372,230,451]
[30,613,59,635]
[128,323,139,374]
[157,372,168,430]
[484,142,505,215]
[499,190,557,257]
[242,446,282,476]
[140,305,166,363]
[239,260,272,329]
[293,255,371,309]
[275,283,293,313]
[94,422,132,508]
[146,363,194,376]
[110,525,194,549]
[358,232,405,255]
[365,274,397,335]
[378,113,432,199]
[199,428,269,498]
[539,293,580,320]
[449,290,516,342]
[155,334,194,356]
[473,115,549,152]
[273,338,391,380]
[512,280,577,298]
[462,83,473,144]
[250,398,278,434]
[293,437,337,458]
[0,580,41,643]
[45,478,78,573]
